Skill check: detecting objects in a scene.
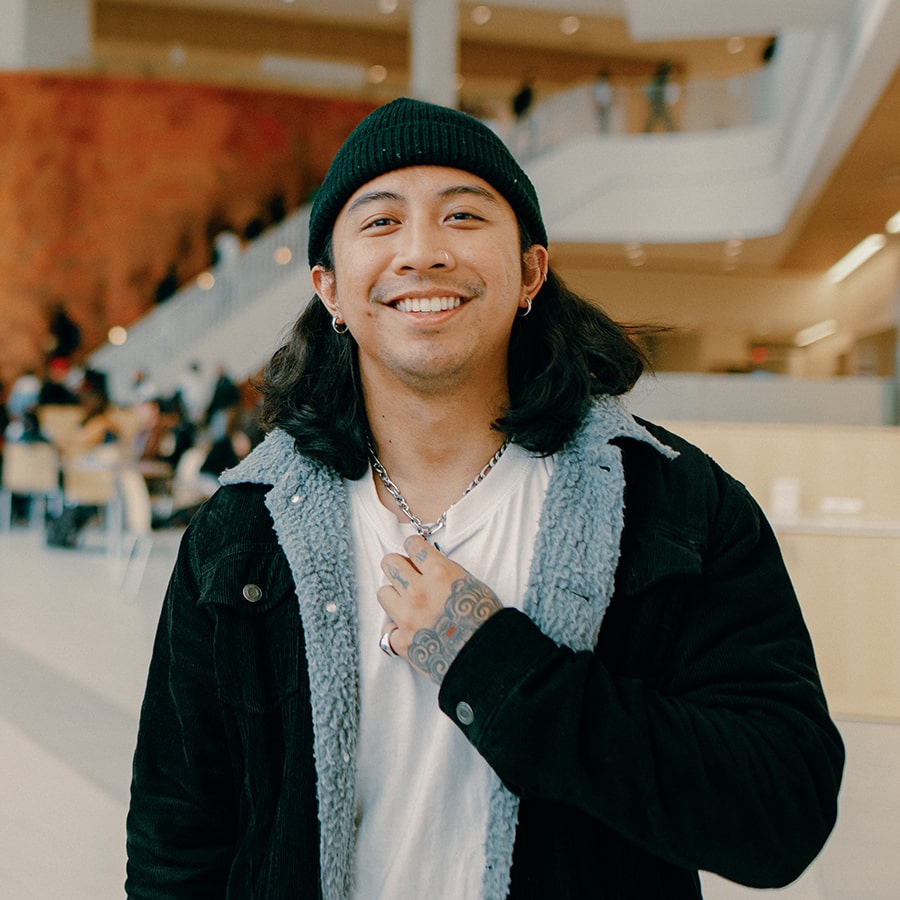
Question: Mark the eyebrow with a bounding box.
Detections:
[345,183,501,215]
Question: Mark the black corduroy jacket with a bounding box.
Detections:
[126,419,844,899]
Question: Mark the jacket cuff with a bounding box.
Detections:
[438,607,557,742]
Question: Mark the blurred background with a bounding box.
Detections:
[0,2,898,898]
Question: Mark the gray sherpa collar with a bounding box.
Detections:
[221,397,674,900]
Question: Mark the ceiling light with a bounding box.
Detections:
[108,326,128,346]
[274,246,292,265]
[886,210,900,234]
[795,319,838,348]
[560,16,581,35]
[197,272,216,290]
[471,5,491,26]
[367,64,387,85]
[376,0,398,14]
[826,234,887,283]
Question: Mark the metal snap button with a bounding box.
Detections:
[455,701,475,726]
[242,583,263,603]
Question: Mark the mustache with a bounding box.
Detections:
[370,277,485,305]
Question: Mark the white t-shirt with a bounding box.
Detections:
[348,443,552,899]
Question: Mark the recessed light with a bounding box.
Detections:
[560,16,580,36]
[826,234,887,283]
[795,319,838,347]
[471,5,491,26]
[376,0,398,14]
[367,64,388,85]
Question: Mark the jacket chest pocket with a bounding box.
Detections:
[605,530,706,683]
[619,527,704,597]
[198,550,300,714]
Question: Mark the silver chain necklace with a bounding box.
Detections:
[368,438,511,540]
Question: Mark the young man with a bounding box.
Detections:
[126,98,843,899]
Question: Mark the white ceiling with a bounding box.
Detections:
[90,0,900,275]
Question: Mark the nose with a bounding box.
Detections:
[392,222,454,273]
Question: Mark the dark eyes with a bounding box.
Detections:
[362,211,485,230]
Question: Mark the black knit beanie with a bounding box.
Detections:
[307,97,547,267]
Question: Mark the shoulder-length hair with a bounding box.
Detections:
[259,247,648,480]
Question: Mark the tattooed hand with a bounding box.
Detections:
[377,535,503,684]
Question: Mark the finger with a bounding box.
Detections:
[380,553,413,590]
[403,534,438,570]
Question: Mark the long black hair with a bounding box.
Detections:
[259,227,648,478]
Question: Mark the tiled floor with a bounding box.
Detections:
[1,524,898,899]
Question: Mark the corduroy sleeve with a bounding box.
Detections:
[125,510,236,899]
[438,451,844,889]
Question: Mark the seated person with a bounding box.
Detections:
[47,376,120,548]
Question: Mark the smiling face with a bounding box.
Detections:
[312,165,547,401]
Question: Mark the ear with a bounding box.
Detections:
[521,245,549,302]
[311,265,339,318]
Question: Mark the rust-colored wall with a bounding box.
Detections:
[0,73,374,391]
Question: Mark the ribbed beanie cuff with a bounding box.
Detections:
[307,97,547,266]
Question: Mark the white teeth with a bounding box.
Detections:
[395,296,462,313]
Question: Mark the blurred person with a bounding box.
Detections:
[592,68,614,133]
[644,61,679,132]
[175,361,210,428]
[38,357,80,406]
[46,373,120,548]
[6,408,50,445]
[127,98,843,899]
[3,408,52,524]
[203,365,240,439]
[510,73,537,155]
[7,369,41,421]
[46,302,82,360]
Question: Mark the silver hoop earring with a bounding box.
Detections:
[518,296,533,318]
[332,316,349,334]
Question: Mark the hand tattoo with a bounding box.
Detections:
[407,574,501,684]
[386,563,409,590]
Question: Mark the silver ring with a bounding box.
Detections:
[379,625,400,657]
